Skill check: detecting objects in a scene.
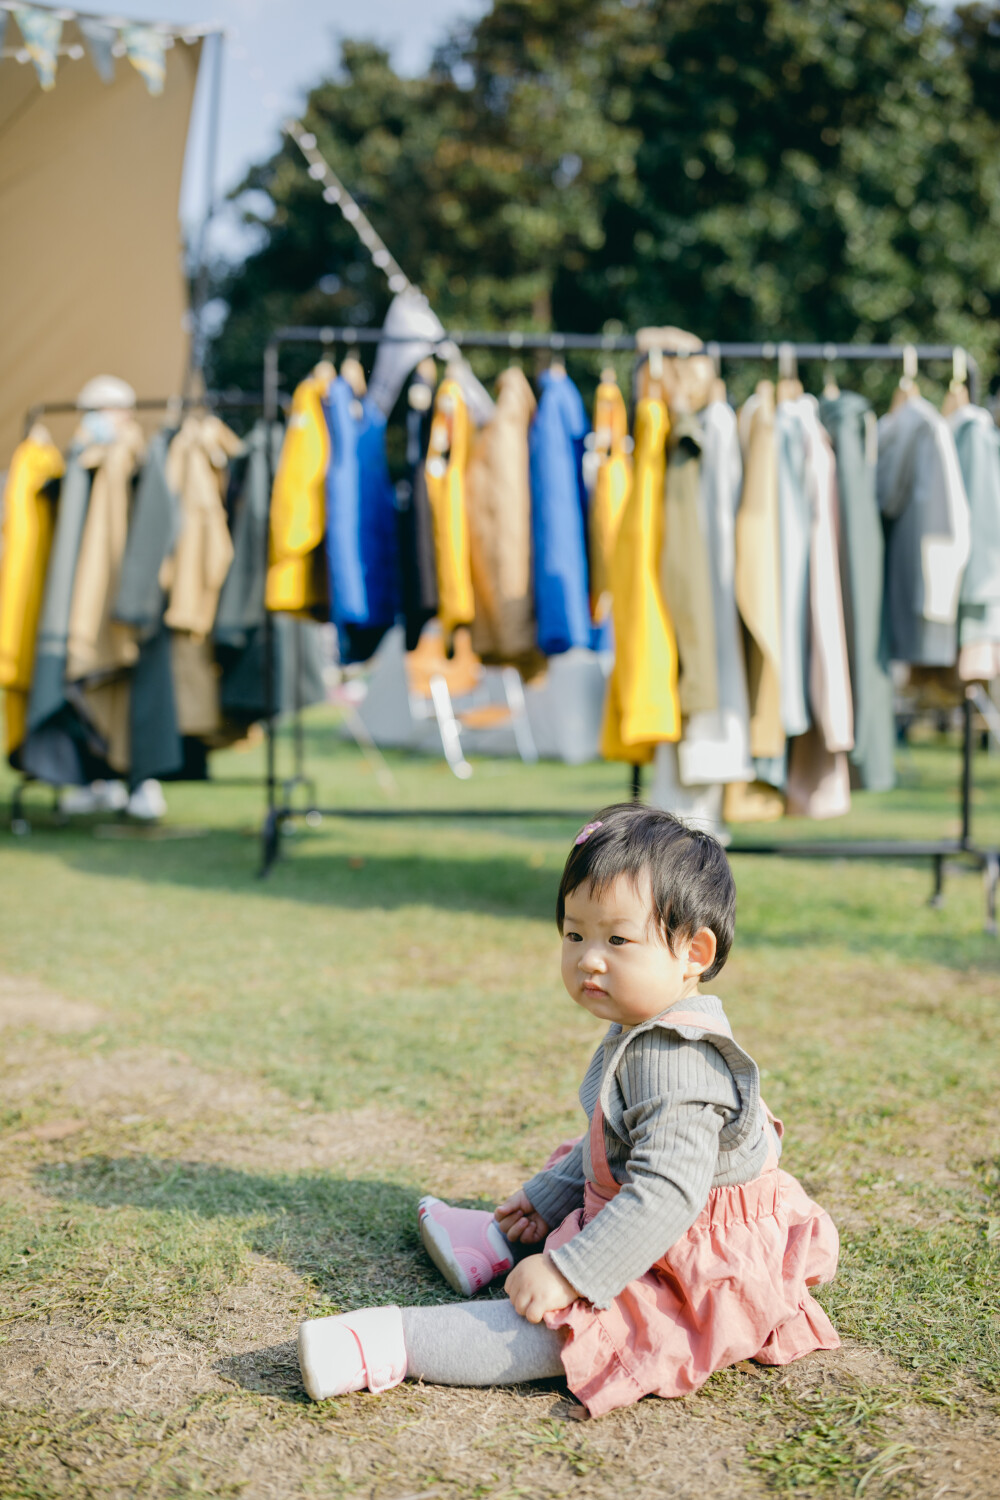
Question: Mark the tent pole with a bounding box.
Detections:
[186,28,224,396]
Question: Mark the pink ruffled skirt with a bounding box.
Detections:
[543,1167,840,1418]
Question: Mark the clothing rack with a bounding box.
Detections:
[258,326,998,931]
[22,389,282,436]
[9,390,284,833]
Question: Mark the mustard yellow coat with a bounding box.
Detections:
[589,379,632,624]
[266,371,332,617]
[0,431,63,754]
[424,378,475,636]
[600,397,680,763]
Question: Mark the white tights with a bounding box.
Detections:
[401,1300,564,1385]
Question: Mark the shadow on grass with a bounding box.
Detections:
[9,823,999,973]
[217,1339,307,1403]
[35,1154,491,1312]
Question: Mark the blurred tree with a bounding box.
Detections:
[209,0,1000,396]
[572,0,1000,394]
[210,4,636,392]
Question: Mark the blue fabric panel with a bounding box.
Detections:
[324,381,400,662]
[529,371,593,655]
[325,378,365,624]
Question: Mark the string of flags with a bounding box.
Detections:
[0,1,219,93]
[284,117,412,297]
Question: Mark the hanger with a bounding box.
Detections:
[408,357,436,412]
[776,342,803,403]
[313,358,336,386]
[942,347,970,417]
[645,346,666,402]
[890,344,919,412]
[821,343,840,399]
[26,419,55,447]
[340,347,367,397]
[706,342,727,405]
[635,326,714,410]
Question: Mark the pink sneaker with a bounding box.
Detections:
[417,1196,514,1297]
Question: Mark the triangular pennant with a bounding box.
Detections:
[13,5,63,91]
[78,18,116,83]
[120,24,165,96]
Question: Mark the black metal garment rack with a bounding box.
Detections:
[258,326,998,932]
[9,390,274,831]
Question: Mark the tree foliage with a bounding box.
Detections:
[209,0,1000,397]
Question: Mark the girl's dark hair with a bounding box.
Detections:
[556,803,736,982]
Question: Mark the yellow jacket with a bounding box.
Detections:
[0,430,62,754]
[424,378,475,636]
[589,379,632,623]
[266,371,331,617]
[600,397,680,763]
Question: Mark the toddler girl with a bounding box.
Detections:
[297,804,840,1416]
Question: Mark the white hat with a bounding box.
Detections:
[76,375,137,411]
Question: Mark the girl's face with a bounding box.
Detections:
[560,873,716,1029]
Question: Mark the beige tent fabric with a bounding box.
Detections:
[0,34,202,466]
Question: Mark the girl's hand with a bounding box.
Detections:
[505,1253,579,1323]
[494,1190,549,1245]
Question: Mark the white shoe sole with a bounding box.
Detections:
[417,1196,475,1297]
[297,1319,330,1401]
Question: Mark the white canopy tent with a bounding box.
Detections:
[0,3,219,462]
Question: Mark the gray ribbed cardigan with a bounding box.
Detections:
[523,994,775,1308]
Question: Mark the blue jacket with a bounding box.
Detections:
[529,370,595,655]
[324,379,400,663]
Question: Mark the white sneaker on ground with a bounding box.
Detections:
[127,779,167,821]
[59,779,129,815]
[298,1305,407,1401]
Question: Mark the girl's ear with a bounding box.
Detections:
[685,926,717,979]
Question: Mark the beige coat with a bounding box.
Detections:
[162,415,241,637]
[661,413,718,717]
[161,416,241,738]
[465,366,543,675]
[66,419,145,771]
[786,400,854,819]
[735,382,784,759]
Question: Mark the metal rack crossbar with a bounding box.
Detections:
[258,327,997,931]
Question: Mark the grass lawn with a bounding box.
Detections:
[0,714,998,1498]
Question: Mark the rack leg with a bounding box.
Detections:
[929,854,945,909]
[984,854,999,937]
[960,693,974,848]
[11,778,30,836]
[259,809,281,878]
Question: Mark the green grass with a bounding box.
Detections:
[1,715,999,1496]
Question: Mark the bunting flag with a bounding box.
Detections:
[78,17,116,83]
[120,24,166,96]
[13,5,63,90]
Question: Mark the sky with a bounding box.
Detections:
[111,0,487,257]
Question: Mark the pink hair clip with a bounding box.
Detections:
[574,820,603,846]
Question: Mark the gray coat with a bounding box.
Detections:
[877,397,971,666]
[820,392,895,791]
